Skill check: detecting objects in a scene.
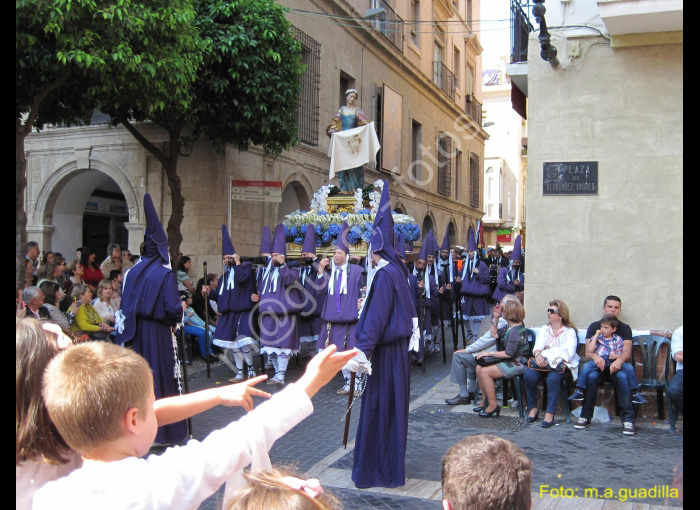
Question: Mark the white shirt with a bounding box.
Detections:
[671,325,683,371]
[33,384,313,510]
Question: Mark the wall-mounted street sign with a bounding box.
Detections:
[230,180,283,203]
[543,162,598,195]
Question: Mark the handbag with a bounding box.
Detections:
[527,357,566,373]
[476,355,502,367]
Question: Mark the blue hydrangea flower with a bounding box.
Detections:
[322,232,332,244]
[318,211,329,216]
[315,224,323,235]
[294,237,304,245]
[289,226,298,238]
[316,239,322,247]
[357,208,371,215]
[348,226,363,245]
[327,223,341,237]
[300,225,307,236]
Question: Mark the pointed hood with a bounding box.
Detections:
[369,181,409,279]
[222,225,235,257]
[259,226,272,255]
[429,230,440,256]
[467,225,477,251]
[272,223,287,257]
[512,235,522,263]
[301,224,316,255]
[417,229,434,261]
[335,221,350,253]
[441,225,451,251]
[143,193,170,263]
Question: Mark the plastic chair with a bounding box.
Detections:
[632,335,671,420]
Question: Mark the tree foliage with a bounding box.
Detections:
[110,0,305,264]
[16,0,201,287]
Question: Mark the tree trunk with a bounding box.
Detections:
[164,135,184,270]
[16,121,28,289]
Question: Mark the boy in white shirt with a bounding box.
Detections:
[34,341,356,510]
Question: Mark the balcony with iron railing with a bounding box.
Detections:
[370,0,404,52]
[465,95,482,125]
[432,61,456,100]
[511,0,534,63]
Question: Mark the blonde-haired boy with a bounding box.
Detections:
[35,342,356,510]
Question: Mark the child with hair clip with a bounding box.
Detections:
[225,467,341,510]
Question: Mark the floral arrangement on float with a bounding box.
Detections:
[283,180,420,249]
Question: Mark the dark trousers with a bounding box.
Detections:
[581,368,634,423]
[524,368,568,415]
[667,369,683,415]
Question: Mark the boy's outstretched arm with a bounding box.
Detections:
[154,376,271,426]
[296,345,359,398]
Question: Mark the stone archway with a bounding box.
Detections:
[421,212,436,243]
[277,179,312,223]
[30,159,141,259]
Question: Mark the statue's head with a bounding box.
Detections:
[345,88,359,100]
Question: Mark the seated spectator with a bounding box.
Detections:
[108,269,122,309]
[100,243,134,280]
[38,281,70,331]
[441,434,532,510]
[225,467,339,510]
[568,314,646,405]
[473,299,529,418]
[79,247,104,293]
[129,254,140,265]
[37,251,55,278]
[176,256,196,297]
[193,277,218,327]
[207,273,220,315]
[20,286,51,320]
[523,299,579,428]
[92,279,117,326]
[574,296,638,436]
[65,259,85,295]
[123,248,132,260]
[68,283,114,340]
[445,294,518,406]
[32,343,357,510]
[181,293,217,362]
[667,325,682,417]
[25,258,37,288]
[37,256,67,289]
[26,241,41,277]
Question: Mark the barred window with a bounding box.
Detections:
[437,134,452,197]
[292,27,320,146]
[469,153,480,208]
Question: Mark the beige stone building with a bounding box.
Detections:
[518,0,682,330]
[24,0,488,277]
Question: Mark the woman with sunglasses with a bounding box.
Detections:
[523,299,579,428]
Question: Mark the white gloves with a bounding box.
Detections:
[408,317,420,352]
[343,349,372,375]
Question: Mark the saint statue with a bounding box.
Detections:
[326,88,372,193]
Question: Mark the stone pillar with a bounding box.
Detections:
[26,224,56,253]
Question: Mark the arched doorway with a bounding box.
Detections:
[35,166,138,263]
[421,215,434,243]
[277,181,311,223]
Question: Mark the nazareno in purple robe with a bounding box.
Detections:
[258,264,303,351]
[316,262,363,351]
[351,262,414,489]
[214,262,256,343]
[297,260,325,338]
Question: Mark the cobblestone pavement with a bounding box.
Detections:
[153,320,683,509]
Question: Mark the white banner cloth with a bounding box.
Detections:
[328,122,381,180]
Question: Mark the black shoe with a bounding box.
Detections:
[568,389,585,401]
[525,411,539,423]
[203,354,219,363]
[574,417,591,429]
[473,405,484,413]
[479,405,501,418]
[542,419,555,428]
[631,392,648,405]
[445,395,472,405]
